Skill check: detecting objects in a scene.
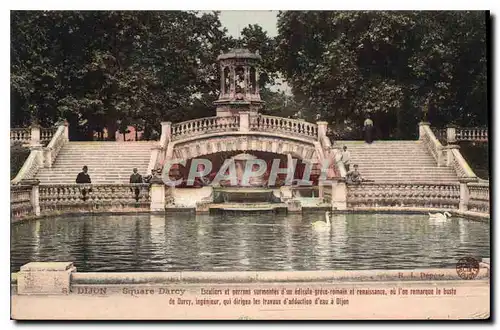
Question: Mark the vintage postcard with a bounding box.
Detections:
[9,9,490,320]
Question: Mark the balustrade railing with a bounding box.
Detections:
[451,148,477,179]
[39,184,151,213]
[171,116,240,141]
[250,115,318,140]
[44,125,67,167]
[11,185,33,218]
[347,182,461,209]
[40,127,57,143]
[467,182,489,214]
[421,125,445,166]
[11,150,44,184]
[456,127,488,142]
[10,128,31,144]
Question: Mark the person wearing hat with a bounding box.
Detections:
[130,168,143,202]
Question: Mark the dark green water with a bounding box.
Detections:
[11,213,489,273]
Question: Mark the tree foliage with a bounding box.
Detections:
[11,11,233,140]
[276,11,487,138]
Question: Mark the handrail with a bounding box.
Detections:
[11,149,44,184]
[45,125,67,167]
[171,116,240,141]
[250,115,318,140]
[421,125,445,165]
[450,148,477,179]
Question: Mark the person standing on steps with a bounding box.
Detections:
[363,115,374,144]
[129,168,143,202]
[341,145,351,172]
[76,165,92,201]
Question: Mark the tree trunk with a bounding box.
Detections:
[106,118,117,141]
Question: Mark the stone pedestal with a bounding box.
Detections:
[331,180,347,211]
[280,186,293,201]
[317,121,328,141]
[17,262,76,295]
[63,120,69,141]
[286,200,302,213]
[444,144,460,167]
[31,182,40,216]
[239,112,250,132]
[150,180,166,212]
[195,202,211,214]
[418,122,430,140]
[459,180,470,212]
[446,125,457,144]
[30,123,41,147]
[160,122,172,144]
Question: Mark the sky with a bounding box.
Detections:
[218,10,279,37]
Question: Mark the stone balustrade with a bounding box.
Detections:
[347,182,461,209]
[432,126,488,144]
[420,123,445,166]
[169,115,319,142]
[450,148,477,180]
[11,149,45,184]
[467,182,489,214]
[40,127,57,143]
[39,184,151,213]
[10,128,31,144]
[455,127,488,142]
[250,115,318,140]
[10,185,34,218]
[11,124,61,146]
[171,116,240,141]
[44,125,68,167]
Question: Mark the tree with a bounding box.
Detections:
[276,11,487,139]
[11,11,236,140]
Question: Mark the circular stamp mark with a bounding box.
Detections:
[456,257,480,280]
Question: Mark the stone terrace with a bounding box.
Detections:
[35,141,155,184]
[338,140,459,184]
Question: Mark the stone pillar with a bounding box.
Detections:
[459,180,470,212]
[239,112,250,132]
[444,144,459,167]
[63,120,69,141]
[31,182,40,216]
[30,123,41,147]
[418,122,430,140]
[17,262,76,295]
[446,125,457,144]
[161,121,172,143]
[318,183,324,198]
[286,200,302,213]
[317,121,328,141]
[150,177,165,212]
[331,180,347,211]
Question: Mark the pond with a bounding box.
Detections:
[11,213,490,273]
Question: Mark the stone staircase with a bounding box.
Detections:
[35,141,156,184]
[337,141,459,184]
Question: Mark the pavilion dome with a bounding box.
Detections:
[217,48,261,61]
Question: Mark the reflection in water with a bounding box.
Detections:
[10,213,490,273]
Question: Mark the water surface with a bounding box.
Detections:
[11,213,490,272]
